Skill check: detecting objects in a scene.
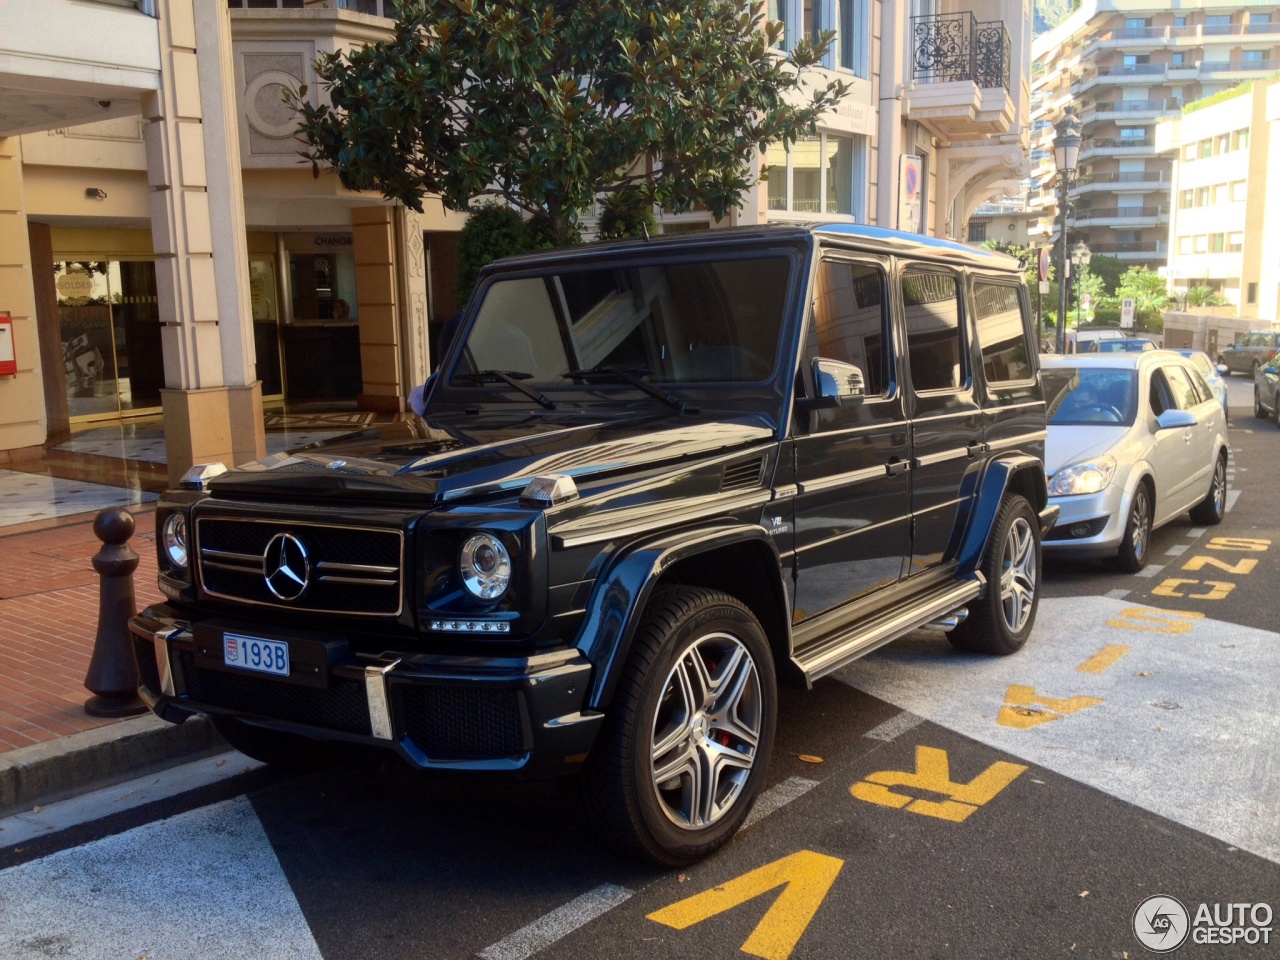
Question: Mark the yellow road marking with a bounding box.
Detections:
[1106,606,1205,634]
[1076,645,1132,674]
[850,746,1026,822]
[1182,555,1258,575]
[647,850,844,960]
[1152,578,1235,600]
[997,684,1104,729]
[1206,537,1271,552]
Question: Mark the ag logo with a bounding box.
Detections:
[1133,895,1190,953]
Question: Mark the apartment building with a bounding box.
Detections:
[1156,76,1279,320]
[1028,0,1280,267]
[0,0,1034,473]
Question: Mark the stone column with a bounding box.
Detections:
[0,137,46,459]
[353,204,403,412]
[396,206,431,392]
[146,0,264,485]
[875,0,903,229]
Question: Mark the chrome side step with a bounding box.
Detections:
[925,607,969,631]
[791,577,984,684]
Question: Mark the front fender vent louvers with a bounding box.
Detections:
[721,457,765,493]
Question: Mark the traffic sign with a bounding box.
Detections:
[1121,297,1136,328]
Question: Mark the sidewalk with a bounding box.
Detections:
[0,412,388,817]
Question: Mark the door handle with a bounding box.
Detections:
[1182,430,1193,443]
[886,459,910,477]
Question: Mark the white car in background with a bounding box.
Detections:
[1040,353,1229,571]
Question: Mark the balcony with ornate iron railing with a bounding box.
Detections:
[910,12,1011,91]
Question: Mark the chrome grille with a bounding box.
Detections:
[196,517,404,616]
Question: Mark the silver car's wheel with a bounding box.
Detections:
[999,516,1037,635]
[1114,483,1152,573]
[1190,454,1228,525]
[650,632,762,830]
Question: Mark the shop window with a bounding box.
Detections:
[55,260,162,420]
[765,132,866,221]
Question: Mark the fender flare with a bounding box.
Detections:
[954,455,1051,576]
[576,523,791,711]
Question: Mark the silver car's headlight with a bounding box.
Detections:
[161,512,188,570]
[1048,455,1117,496]
[458,533,512,600]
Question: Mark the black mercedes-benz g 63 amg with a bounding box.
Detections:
[131,223,1055,865]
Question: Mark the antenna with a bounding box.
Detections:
[642,221,650,242]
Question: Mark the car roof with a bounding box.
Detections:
[486,222,1022,274]
[1041,352,1187,370]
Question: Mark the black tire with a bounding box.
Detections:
[1189,453,1228,525]
[577,586,777,866]
[211,714,338,770]
[1254,386,1265,419]
[1112,480,1153,573]
[949,494,1040,656]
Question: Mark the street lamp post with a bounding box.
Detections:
[1072,240,1092,327]
[1054,109,1082,354]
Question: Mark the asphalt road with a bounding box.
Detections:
[2,396,1277,960]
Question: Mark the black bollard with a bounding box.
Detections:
[84,506,148,718]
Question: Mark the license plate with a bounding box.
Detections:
[223,633,290,678]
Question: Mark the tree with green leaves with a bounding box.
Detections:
[1117,265,1171,334]
[292,0,847,246]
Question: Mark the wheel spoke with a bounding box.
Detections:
[652,742,696,789]
[683,649,715,709]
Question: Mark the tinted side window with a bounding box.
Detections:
[1162,364,1200,409]
[902,268,964,392]
[810,259,890,396]
[1149,370,1176,416]
[973,280,1031,384]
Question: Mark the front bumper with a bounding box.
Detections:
[128,605,604,778]
[1042,482,1129,559]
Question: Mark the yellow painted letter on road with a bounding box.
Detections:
[647,850,844,960]
[998,684,1104,729]
[850,746,1026,823]
[1077,645,1131,674]
[1106,606,1205,634]
[1182,555,1258,575]
[1206,537,1271,552]
[1152,578,1235,601]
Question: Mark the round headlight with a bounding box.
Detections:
[161,513,188,569]
[459,533,511,600]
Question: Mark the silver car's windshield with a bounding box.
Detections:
[451,256,791,387]
[1044,367,1139,426]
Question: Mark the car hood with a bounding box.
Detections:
[1045,425,1129,476]
[205,411,776,504]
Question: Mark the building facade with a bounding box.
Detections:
[1157,76,1280,322]
[1028,1,1280,267]
[1,0,1034,472]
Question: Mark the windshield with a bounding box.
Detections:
[450,255,792,387]
[1095,340,1148,352]
[1043,367,1139,426]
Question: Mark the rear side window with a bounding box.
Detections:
[902,268,964,392]
[1162,364,1201,409]
[973,280,1031,384]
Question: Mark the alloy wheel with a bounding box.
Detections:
[1130,487,1151,564]
[998,516,1037,635]
[649,632,762,830]
[1211,458,1226,516]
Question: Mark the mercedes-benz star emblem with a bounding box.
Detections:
[263,532,310,601]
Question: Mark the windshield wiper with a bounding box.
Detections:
[566,366,698,415]
[456,370,557,410]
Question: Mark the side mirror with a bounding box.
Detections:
[1155,409,1197,430]
[1216,364,1229,375]
[812,358,866,405]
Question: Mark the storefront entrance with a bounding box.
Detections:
[55,260,164,422]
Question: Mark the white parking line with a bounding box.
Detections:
[1134,563,1165,578]
[1226,489,1242,513]
[1188,527,1207,538]
[1105,588,1131,599]
[1165,544,1189,557]
[863,710,925,742]
[478,885,634,960]
[742,776,821,830]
